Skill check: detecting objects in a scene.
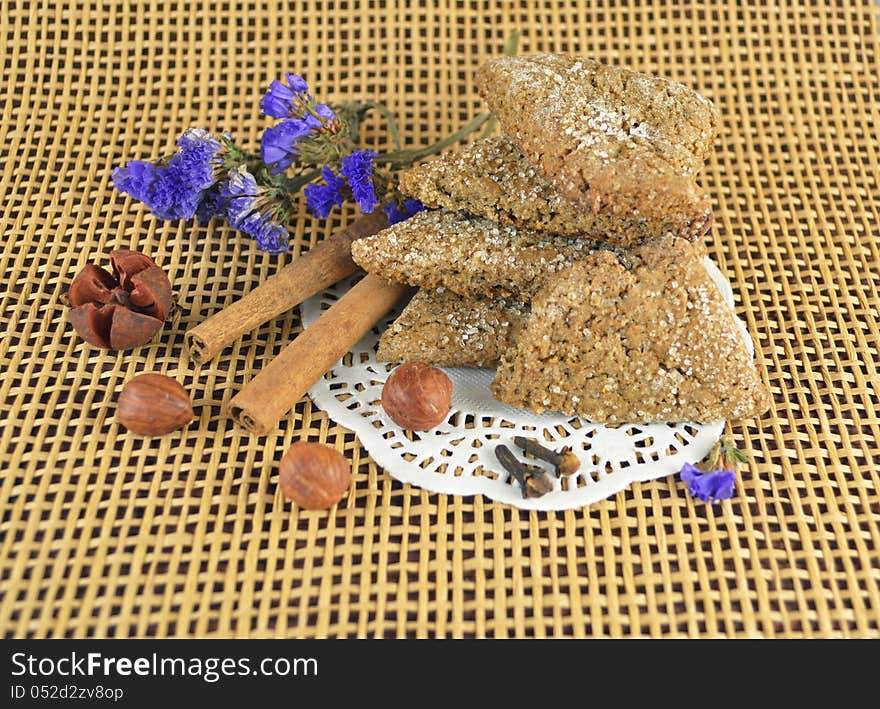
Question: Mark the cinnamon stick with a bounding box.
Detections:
[229,274,409,435]
[185,211,388,363]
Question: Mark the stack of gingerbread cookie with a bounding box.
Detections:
[351,54,770,423]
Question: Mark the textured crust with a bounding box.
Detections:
[377,290,529,368]
[491,236,771,423]
[398,136,712,246]
[351,208,612,299]
[475,54,719,220]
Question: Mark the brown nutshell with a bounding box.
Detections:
[279,441,351,510]
[381,362,453,431]
[65,249,172,350]
[117,374,194,436]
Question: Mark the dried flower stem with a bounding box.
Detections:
[700,434,749,472]
[277,168,323,194]
[359,101,402,151]
[380,113,493,168]
[480,30,520,138]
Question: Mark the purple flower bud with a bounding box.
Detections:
[285,74,309,92]
[311,103,336,126]
[261,81,296,119]
[260,74,311,118]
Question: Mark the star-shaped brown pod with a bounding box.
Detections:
[65,250,172,350]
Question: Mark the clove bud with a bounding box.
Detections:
[513,436,580,476]
[495,444,554,499]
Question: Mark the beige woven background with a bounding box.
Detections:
[2,0,879,638]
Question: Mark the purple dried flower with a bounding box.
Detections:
[220,165,289,254]
[195,187,227,224]
[260,73,311,118]
[383,198,424,225]
[113,128,223,221]
[218,166,289,253]
[112,160,159,204]
[285,73,309,93]
[235,210,289,255]
[175,127,221,155]
[220,165,261,229]
[340,150,378,213]
[680,462,736,503]
[155,129,224,219]
[251,221,290,254]
[261,117,322,174]
[310,103,336,126]
[304,166,346,219]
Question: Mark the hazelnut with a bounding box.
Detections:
[65,249,172,350]
[381,362,452,431]
[117,373,194,436]
[279,441,351,510]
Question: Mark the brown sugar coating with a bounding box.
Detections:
[377,289,529,368]
[398,136,712,246]
[491,236,771,423]
[351,208,611,300]
[475,54,719,221]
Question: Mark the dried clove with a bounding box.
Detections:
[495,444,554,499]
[513,436,581,476]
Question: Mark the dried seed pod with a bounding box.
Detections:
[279,441,351,510]
[65,250,172,350]
[117,374,194,436]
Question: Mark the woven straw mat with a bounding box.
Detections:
[1,1,879,638]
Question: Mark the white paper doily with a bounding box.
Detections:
[301,257,752,510]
